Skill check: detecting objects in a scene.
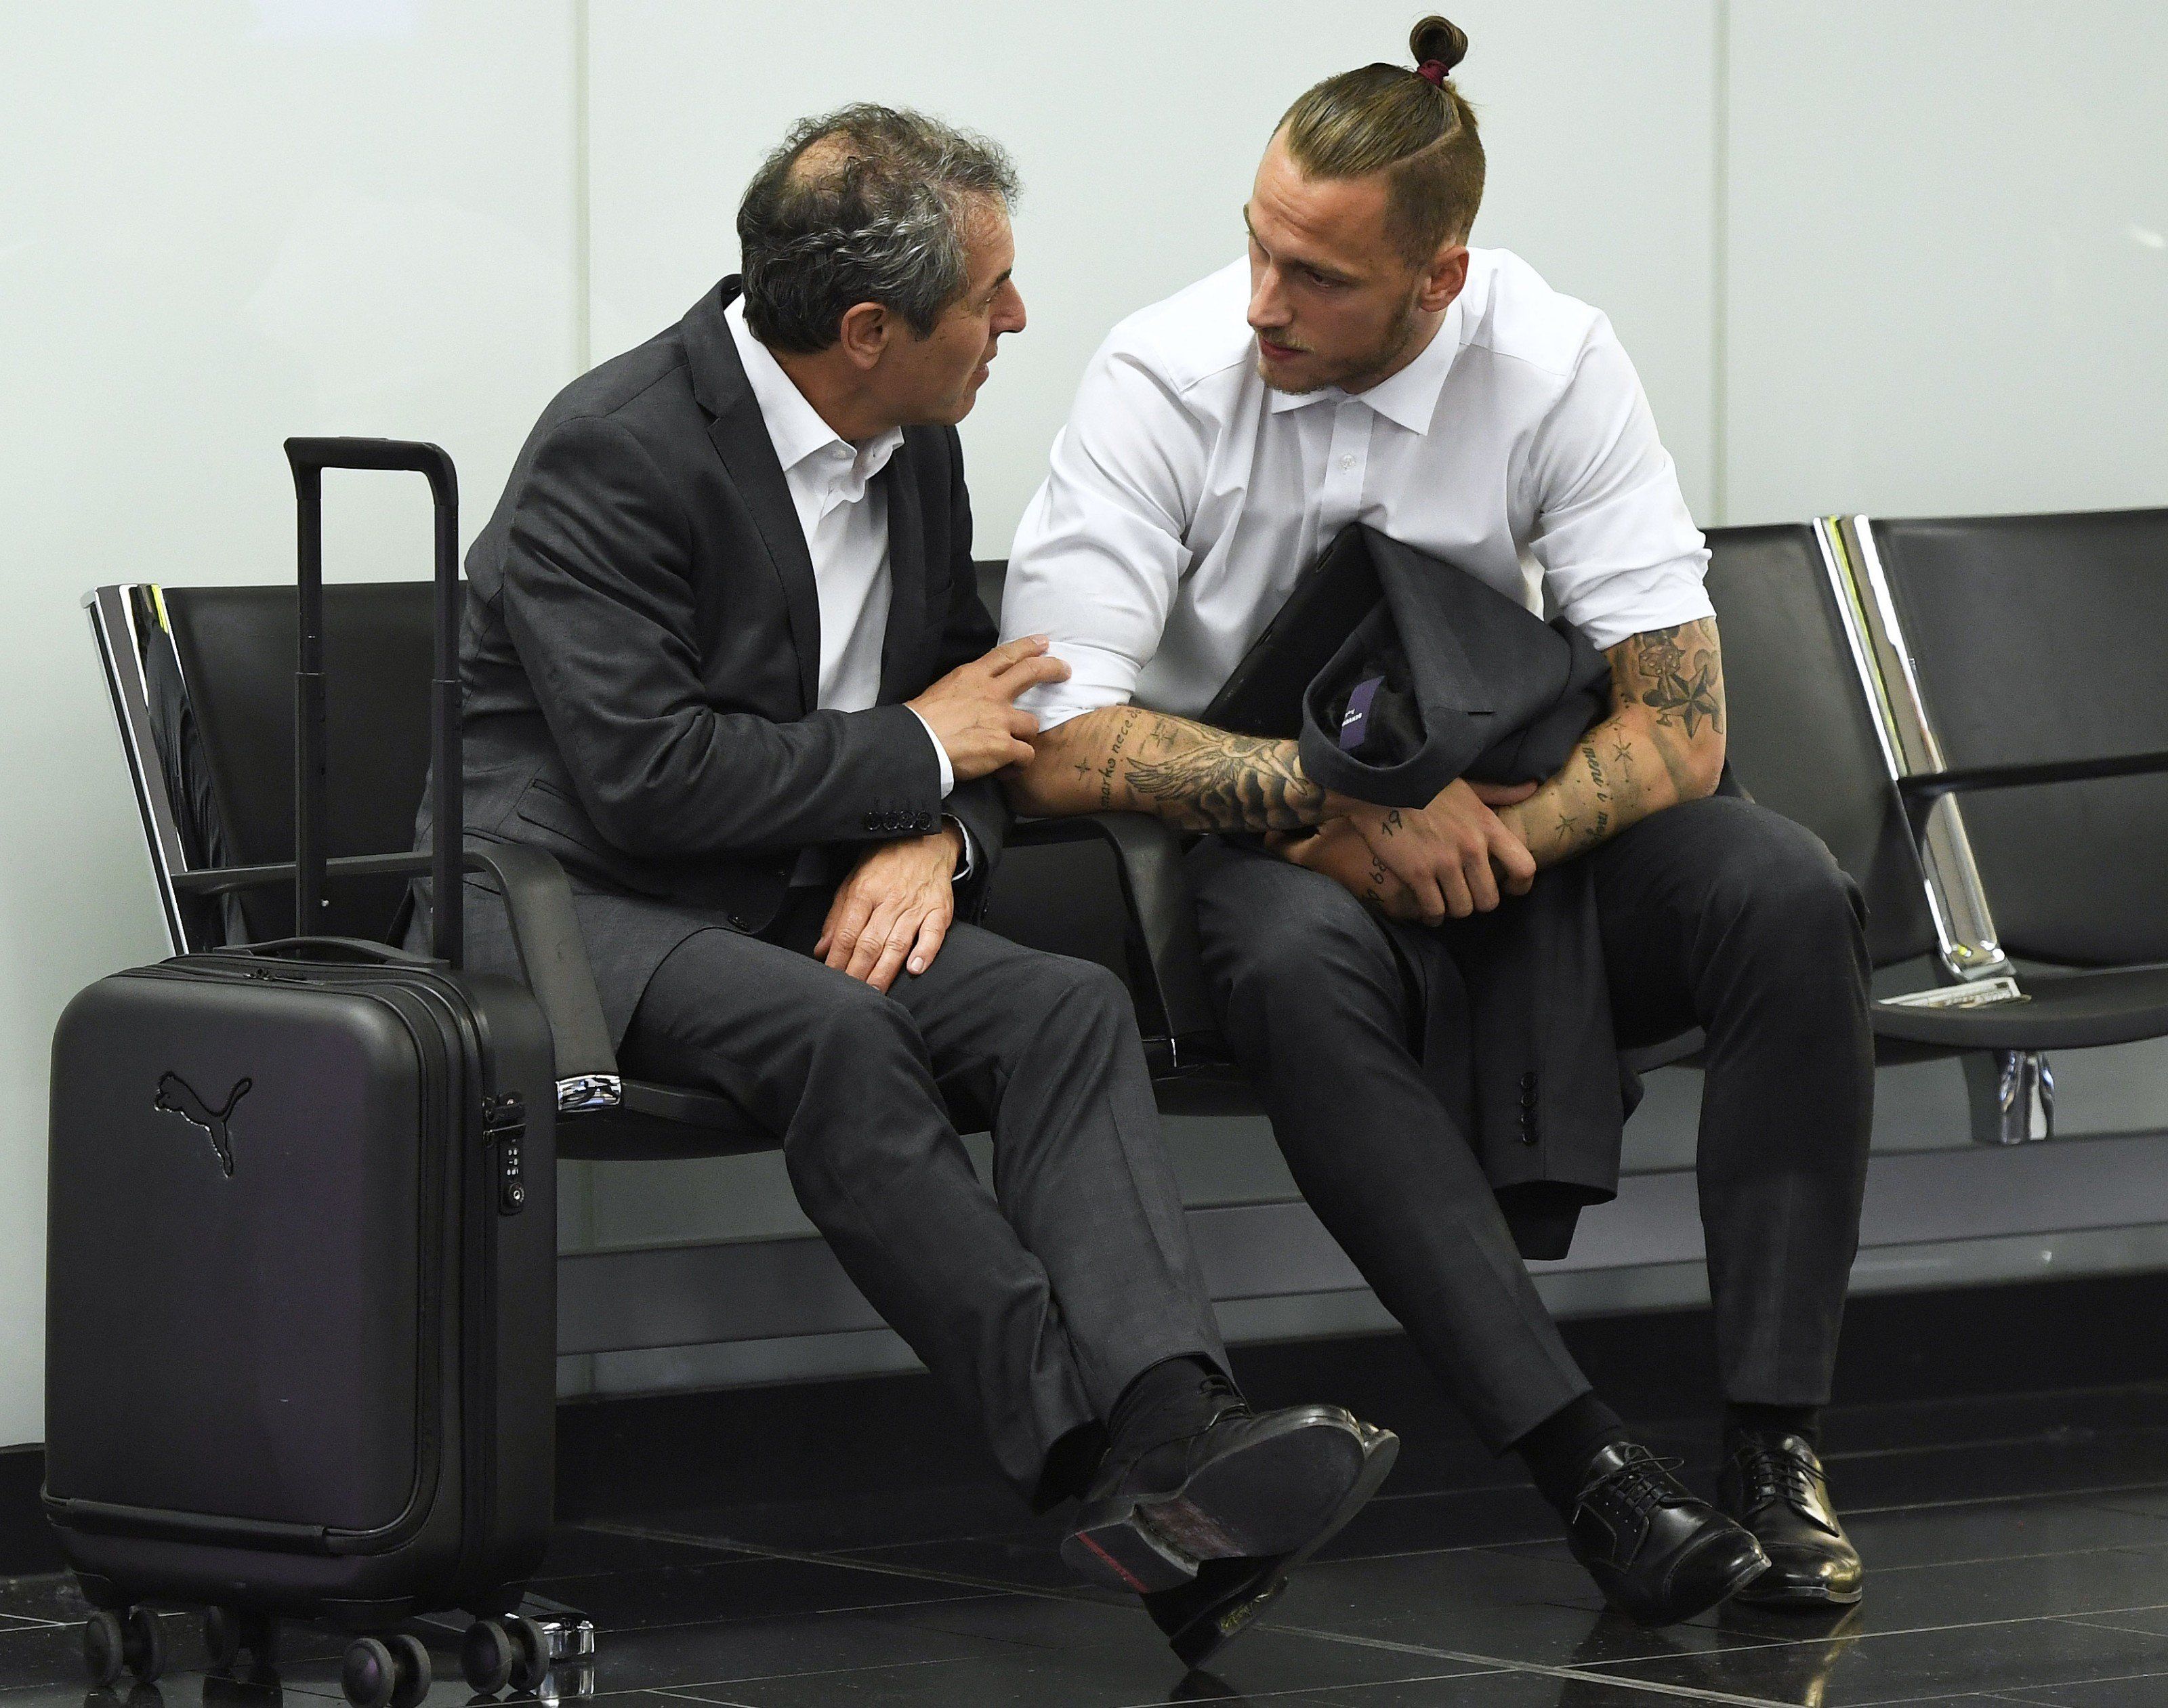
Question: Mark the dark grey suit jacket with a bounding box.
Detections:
[1249,526,1633,1259]
[417,276,1010,1040]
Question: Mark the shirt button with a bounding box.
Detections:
[1339,454,1356,470]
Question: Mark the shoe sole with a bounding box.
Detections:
[1064,1407,1373,1595]
[1160,1423,1401,1671]
[1598,1528,1772,1628]
[1732,1575,1864,1609]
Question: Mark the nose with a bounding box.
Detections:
[994,279,1026,338]
[1247,263,1290,331]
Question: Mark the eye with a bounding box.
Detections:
[1304,268,1342,289]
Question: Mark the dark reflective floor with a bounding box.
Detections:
[7,1377,2168,1707]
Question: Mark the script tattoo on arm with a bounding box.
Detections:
[1490,619,1727,870]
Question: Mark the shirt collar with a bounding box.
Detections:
[725,295,903,498]
[1265,295,1465,433]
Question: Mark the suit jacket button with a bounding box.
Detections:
[729,914,748,930]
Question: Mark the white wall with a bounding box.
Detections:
[0,1,583,1447]
[5,2,2167,1437]
[1724,2,2168,521]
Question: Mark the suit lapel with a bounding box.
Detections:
[876,439,927,705]
[684,279,820,713]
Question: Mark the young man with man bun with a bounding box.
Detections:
[1004,17,1872,1628]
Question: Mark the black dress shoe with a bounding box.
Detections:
[1565,1442,1769,1626]
[1062,1388,1385,1596]
[1142,1418,1399,1669]
[1719,1432,1863,1608]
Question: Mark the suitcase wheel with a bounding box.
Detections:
[85,1607,164,1687]
[461,1620,514,1695]
[203,1608,278,1676]
[462,1615,548,1696]
[507,1615,551,1693]
[83,1610,124,1689]
[341,1633,430,1708]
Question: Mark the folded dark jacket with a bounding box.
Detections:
[1297,527,1612,808]
[1290,527,1635,1259]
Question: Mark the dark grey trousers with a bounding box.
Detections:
[1190,795,1874,1451]
[620,889,1227,1499]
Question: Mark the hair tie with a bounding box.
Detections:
[1415,59,1449,87]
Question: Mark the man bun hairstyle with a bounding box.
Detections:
[738,102,1019,354]
[1276,15,1485,262]
[1409,14,1469,76]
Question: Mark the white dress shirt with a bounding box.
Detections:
[1001,249,1713,730]
[725,298,971,877]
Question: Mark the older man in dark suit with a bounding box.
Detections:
[418,104,1390,1665]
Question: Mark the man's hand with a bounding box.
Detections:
[908,636,1071,783]
[816,823,965,993]
[1267,824,1427,921]
[1332,779,1539,925]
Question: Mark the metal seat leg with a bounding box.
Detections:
[1965,1048,2054,1145]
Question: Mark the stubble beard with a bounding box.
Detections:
[1257,289,1421,396]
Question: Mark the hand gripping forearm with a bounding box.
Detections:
[1005,705,1328,832]
[1502,618,1730,868]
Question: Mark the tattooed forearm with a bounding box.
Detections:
[1008,705,1327,831]
[1499,620,1727,869]
[1619,619,1726,742]
[1122,719,1325,829]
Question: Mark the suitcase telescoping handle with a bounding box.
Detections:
[283,438,464,967]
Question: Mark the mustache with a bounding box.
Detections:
[1253,329,1311,352]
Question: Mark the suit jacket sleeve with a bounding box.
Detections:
[499,413,942,859]
[934,428,1011,892]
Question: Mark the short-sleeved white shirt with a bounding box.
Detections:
[1001,250,1713,729]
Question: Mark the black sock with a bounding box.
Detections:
[1032,1419,1111,1512]
[1108,1356,1239,1463]
[1513,1392,1630,1514]
[1725,1402,1822,1449]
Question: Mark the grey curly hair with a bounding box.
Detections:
[737,104,1020,354]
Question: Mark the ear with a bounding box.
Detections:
[835,299,891,370]
[1415,243,1469,315]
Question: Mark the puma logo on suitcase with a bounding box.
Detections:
[154,1070,251,1178]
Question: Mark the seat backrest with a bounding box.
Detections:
[1867,508,2168,966]
[1703,524,1936,967]
[160,581,438,944]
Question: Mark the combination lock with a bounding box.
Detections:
[482,1091,528,1215]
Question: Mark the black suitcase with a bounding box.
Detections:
[46,440,560,1707]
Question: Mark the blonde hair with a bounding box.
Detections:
[1276,16,1484,261]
